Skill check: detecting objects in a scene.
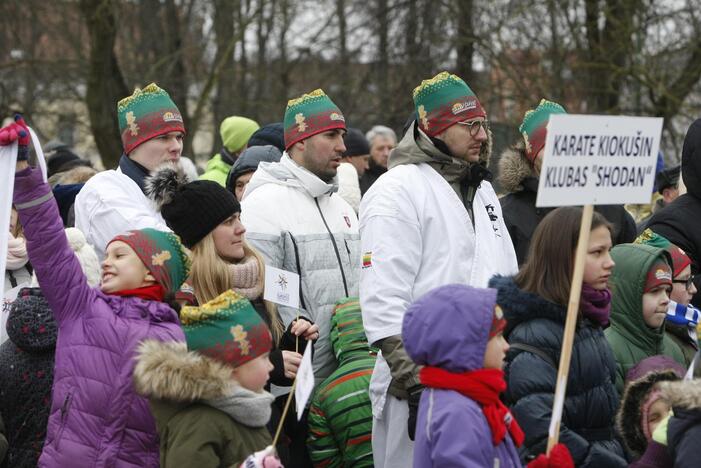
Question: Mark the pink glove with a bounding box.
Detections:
[240,445,283,468]
[0,114,30,160]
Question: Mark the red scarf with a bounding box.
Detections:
[420,366,524,447]
[110,284,165,302]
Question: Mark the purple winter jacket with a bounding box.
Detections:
[402,284,522,468]
[13,167,185,468]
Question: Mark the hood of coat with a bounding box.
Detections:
[133,340,233,402]
[660,379,701,410]
[244,153,338,199]
[497,143,538,194]
[610,244,672,352]
[681,119,701,199]
[402,284,496,373]
[617,368,683,457]
[389,120,492,170]
[7,287,58,352]
[488,275,567,333]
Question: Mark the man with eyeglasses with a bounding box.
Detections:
[359,72,518,468]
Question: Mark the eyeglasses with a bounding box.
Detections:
[455,119,489,137]
[672,274,697,291]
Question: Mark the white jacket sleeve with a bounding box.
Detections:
[336,162,361,214]
[75,181,169,258]
[359,184,422,345]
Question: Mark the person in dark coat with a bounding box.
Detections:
[359,125,396,195]
[647,118,701,308]
[498,100,636,265]
[0,288,57,468]
[657,379,701,468]
[489,206,627,467]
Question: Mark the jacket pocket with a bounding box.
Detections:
[54,388,74,450]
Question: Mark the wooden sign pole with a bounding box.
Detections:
[546,204,594,454]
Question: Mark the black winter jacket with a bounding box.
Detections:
[647,118,701,307]
[489,276,627,467]
[497,146,637,265]
[0,288,57,468]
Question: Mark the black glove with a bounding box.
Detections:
[407,385,423,441]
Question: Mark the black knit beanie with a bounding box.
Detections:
[343,128,370,157]
[146,166,240,248]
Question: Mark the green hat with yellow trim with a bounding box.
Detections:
[180,290,273,368]
[412,71,486,137]
[283,89,346,150]
[519,99,567,163]
[117,83,185,155]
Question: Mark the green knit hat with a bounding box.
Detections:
[330,297,372,358]
[117,83,185,155]
[108,228,191,295]
[220,116,260,153]
[180,290,273,368]
[412,71,486,137]
[283,89,346,150]
[519,99,567,163]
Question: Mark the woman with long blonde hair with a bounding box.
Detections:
[146,165,318,386]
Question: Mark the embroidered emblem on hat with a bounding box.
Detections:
[418,105,429,130]
[231,324,250,355]
[295,113,307,132]
[655,269,672,281]
[362,252,372,269]
[151,250,172,266]
[452,99,477,115]
[162,111,183,123]
[495,305,504,320]
[330,112,345,122]
[126,111,140,136]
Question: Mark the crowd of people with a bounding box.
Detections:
[1,70,701,468]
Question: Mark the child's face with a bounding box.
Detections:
[100,241,154,293]
[583,226,615,290]
[483,334,509,370]
[642,285,671,329]
[646,399,670,438]
[212,214,246,262]
[671,264,697,306]
[231,352,273,393]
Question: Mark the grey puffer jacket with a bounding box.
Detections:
[241,154,360,383]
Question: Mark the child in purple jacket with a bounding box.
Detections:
[2,116,190,467]
[402,284,573,468]
[402,284,523,467]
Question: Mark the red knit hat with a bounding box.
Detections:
[644,258,673,293]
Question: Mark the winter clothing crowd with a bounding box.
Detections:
[1,71,701,468]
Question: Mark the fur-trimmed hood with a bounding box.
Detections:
[660,379,701,410]
[133,340,233,402]
[617,369,682,457]
[497,142,537,194]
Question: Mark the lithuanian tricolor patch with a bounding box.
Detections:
[362,252,372,268]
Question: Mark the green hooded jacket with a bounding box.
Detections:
[605,243,686,393]
[199,153,231,186]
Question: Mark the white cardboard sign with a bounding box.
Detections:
[263,265,300,309]
[536,114,663,207]
[294,342,315,420]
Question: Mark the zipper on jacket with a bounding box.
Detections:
[314,198,349,297]
[288,232,308,310]
[55,391,73,449]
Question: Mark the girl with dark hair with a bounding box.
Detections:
[489,206,627,467]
